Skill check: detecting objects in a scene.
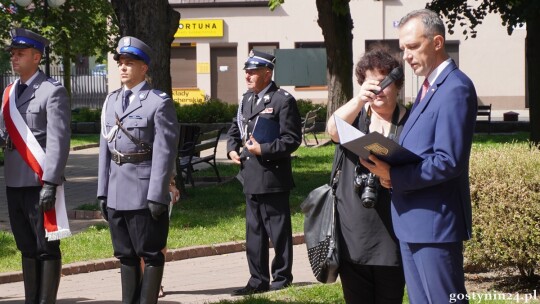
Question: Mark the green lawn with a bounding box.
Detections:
[0,131,535,304]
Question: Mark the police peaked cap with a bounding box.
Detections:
[113,36,153,65]
[6,28,49,54]
[244,50,275,70]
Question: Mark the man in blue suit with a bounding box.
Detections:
[361,9,477,303]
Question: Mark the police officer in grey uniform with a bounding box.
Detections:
[227,50,302,295]
[1,28,71,303]
[97,36,179,304]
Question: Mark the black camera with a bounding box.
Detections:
[353,166,380,208]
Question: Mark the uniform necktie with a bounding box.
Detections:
[123,90,132,112]
[17,83,27,98]
[420,79,429,101]
[251,94,259,111]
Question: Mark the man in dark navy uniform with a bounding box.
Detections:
[97,36,179,303]
[1,28,71,304]
[227,50,302,295]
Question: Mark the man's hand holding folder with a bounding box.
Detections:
[244,116,281,157]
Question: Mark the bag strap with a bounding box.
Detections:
[330,146,345,196]
[115,113,152,152]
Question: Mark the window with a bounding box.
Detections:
[274,42,326,87]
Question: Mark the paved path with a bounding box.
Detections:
[0,243,318,303]
[0,137,322,303]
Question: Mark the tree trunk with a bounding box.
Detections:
[110,0,180,96]
[526,17,540,146]
[316,0,354,122]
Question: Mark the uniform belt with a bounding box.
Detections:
[111,152,152,164]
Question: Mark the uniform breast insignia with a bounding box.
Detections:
[261,108,273,114]
[47,78,61,86]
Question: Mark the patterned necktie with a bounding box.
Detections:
[17,83,28,98]
[420,79,429,101]
[123,90,132,112]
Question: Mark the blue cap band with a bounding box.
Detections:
[119,46,150,64]
[12,36,45,53]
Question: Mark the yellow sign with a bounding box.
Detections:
[197,62,210,74]
[172,88,206,105]
[175,19,224,38]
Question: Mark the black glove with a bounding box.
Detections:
[97,197,108,221]
[39,182,57,212]
[148,200,167,221]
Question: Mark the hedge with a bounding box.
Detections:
[466,142,540,279]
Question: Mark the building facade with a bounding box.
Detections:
[108,0,527,110]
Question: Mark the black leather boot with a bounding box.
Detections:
[38,259,61,304]
[120,264,141,304]
[22,257,40,304]
[139,265,164,304]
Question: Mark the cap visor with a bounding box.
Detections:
[5,44,31,52]
[115,53,145,62]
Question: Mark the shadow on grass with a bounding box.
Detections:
[473,132,529,145]
[170,145,336,230]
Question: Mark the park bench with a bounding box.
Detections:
[177,127,224,188]
[302,107,321,146]
[476,104,492,134]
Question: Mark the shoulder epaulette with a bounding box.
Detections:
[276,88,291,97]
[47,78,62,87]
[152,89,170,99]
[107,88,121,98]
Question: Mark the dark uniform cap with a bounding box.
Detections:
[244,50,275,70]
[7,28,49,54]
[113,36,153,65]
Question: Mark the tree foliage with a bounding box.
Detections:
[427,0,540,37]
[426,0,540,144]
[0,0,118,98]
[0,0,117,66]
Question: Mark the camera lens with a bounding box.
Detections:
[360,173,379,208]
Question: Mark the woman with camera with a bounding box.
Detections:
[326,48,408,303]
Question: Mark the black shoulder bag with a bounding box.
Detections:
[300,147,345,284]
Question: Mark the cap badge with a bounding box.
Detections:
[123,37,131,46]
[249,50,254,57]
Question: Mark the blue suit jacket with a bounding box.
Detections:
[390,61,477,243]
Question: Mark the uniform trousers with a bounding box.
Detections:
[108,208,168,267]
[400,241,468,304]
[6,186,61,260]
[245,191,293,289]
[339,258,405,304]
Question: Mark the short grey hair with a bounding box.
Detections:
[399,9,446,40]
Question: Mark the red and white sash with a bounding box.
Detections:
[2,81,71,241]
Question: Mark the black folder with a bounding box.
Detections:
[252,116,280,144]
[334,116,422,166]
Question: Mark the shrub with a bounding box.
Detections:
[466,143,540,279]
[296,99,327,122]
[174,98,329,124]
[71,108,101,122]
[175,99,237,123]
